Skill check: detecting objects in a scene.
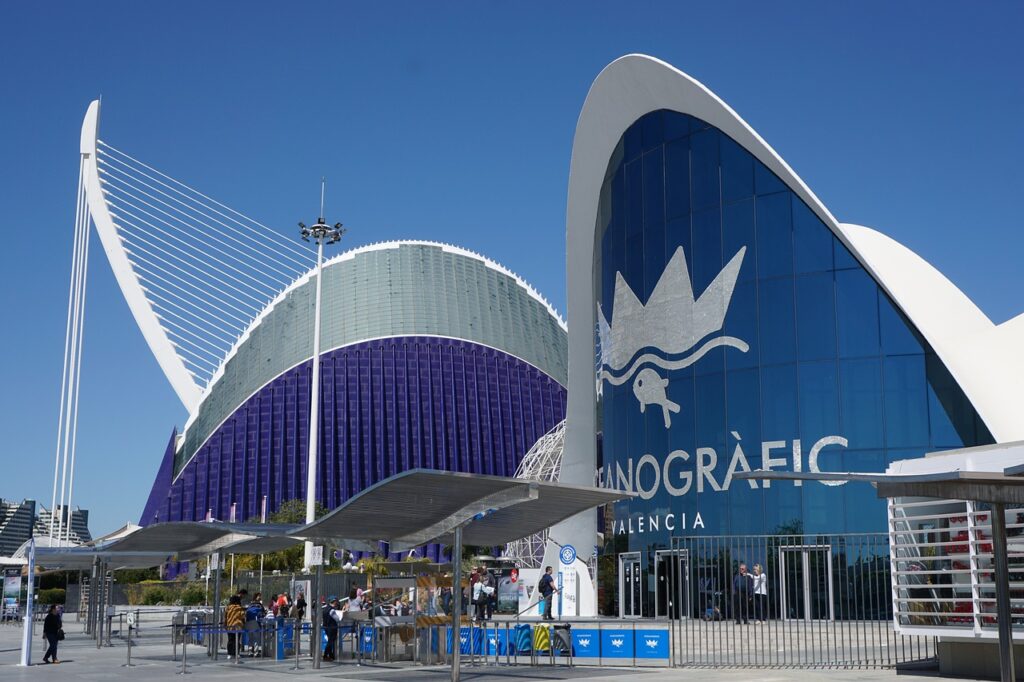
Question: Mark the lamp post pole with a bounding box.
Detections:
[300,182,345,571]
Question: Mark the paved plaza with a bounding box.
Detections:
[0,617,977,681]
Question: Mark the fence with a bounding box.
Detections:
[663,533,935,668]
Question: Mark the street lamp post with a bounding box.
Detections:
[300,184,345,571]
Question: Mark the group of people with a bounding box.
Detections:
[731,563,768,624]
[223,588,309,659]
[470,565,497,622]
[321,587,373,661]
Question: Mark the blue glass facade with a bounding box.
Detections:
[144,336,566,557]
[596,110,992,554]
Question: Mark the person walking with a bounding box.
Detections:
[225,595,245,659]
[752,564,768,624]
[295,592,307,621]
[42,604,63,664]
[732,563,753,625]
[484,566,497,620]
[322,597,341,662]
[538,566,557,621]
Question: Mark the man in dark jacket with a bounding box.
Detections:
[538,566,557,621]
[732,563,753,624]
[322,598,340,661]
[42,604,62,664]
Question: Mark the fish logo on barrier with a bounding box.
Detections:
[577,636,591,647]
[644,636,660,648]
[597,245,747,428]
[610,637,624,648]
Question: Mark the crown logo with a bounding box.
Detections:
[598,245,748,428]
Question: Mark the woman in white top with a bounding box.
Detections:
[752,564,768,623]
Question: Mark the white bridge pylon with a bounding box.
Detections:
[79,100,316,410]
[49,101,316,545]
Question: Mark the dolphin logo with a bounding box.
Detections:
[633,368,680,428]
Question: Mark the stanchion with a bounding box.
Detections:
[122,624,135,667]
[291,617,302,670]
[178,625,191,675]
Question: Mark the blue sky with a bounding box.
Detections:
[2,2,1021,535]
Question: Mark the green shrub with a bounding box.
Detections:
[140,585,174,606]
[179,584,206,606]
[36,588,66,606]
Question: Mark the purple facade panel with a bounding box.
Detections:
[147,337,566,547]
[139,429,177,525]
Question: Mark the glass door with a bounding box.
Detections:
[779,545,834,621]
[619,552,643,618]
[655,549,689,619]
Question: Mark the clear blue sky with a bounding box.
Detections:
[2,2,1021,536]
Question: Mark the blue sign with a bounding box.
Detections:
[360,625,375,654]
[600,629,634,658]
[559,544,577,565]
[485,627,507,655]
[446,626,484,654]
[571,628,600,657]
[634,629,669,658]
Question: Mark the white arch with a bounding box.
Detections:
[81,100,202,410]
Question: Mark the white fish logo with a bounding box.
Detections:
[645,636,660,648]
[598,245,747,429]
[633,368,680,428]
[610,637,624,648]
[578,637,591,647]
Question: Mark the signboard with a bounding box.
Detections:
[310,545,324,567]
[2,569,19,620]
[558,566,578,617]
[571,628,600,657]
[559,544,577,565]
[495,568,518,613]
[600,628,634,658]
[635,629,670,658]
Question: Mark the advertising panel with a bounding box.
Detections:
[600,628,634,659]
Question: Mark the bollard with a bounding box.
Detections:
[178,626,191,675]
[291,618,302,670]
[122,624,135,667]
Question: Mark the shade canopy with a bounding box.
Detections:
[30,470,629,569]
[735,467,1024,505]
[297,469,630,551]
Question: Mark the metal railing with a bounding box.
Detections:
[664,533,936,668]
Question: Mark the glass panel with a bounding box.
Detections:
[758,277,796,365]
[755,160,786,195]
[664,138,690,220]
[793,197,833,273]
[883,355,929,449]
[879,293,924,355]
[723,199,755,284]
[690,128,720,211]
[756,191,794,279]
[721,135,754,203]
[839,358,884,449]
[795,272,837,361]
[836,269,879,358]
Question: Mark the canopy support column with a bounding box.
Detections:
[451,524,462,682]
[991,502,1016,682]
[211,553,222,660]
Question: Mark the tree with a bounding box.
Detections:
[229,499,330,573]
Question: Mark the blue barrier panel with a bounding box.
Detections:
[485,627,508,655]
[634,629,669,658]
[571,628,600,657]
[513,623,532,654]
[276,622,294,660]
[600,629,634,659]
[360,625,375,654]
